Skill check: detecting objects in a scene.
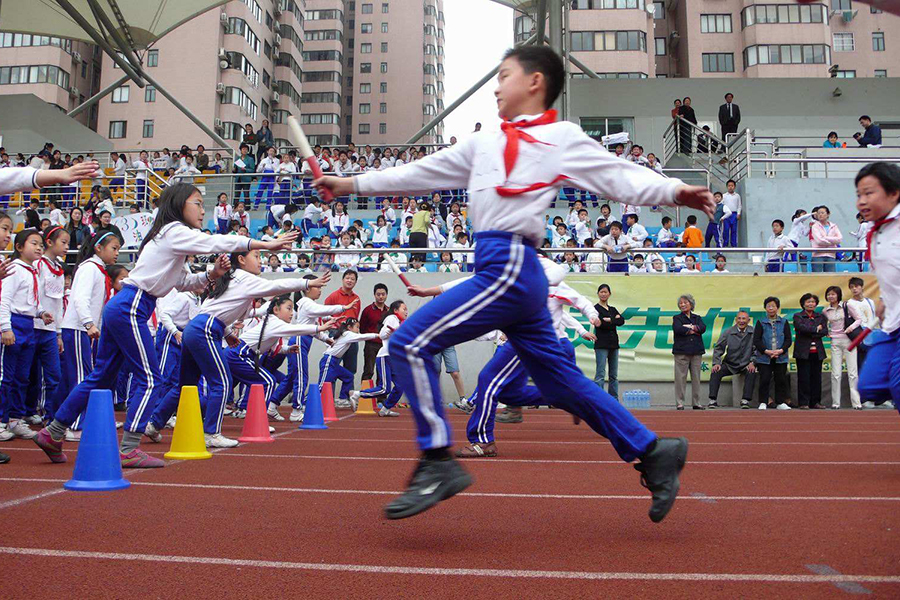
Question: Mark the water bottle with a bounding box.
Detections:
[641,390,651,409]
[623,390,633,408]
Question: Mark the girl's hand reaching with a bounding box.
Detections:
[210,254,231,279]
[268,231,298,251]
[319,317,340,332]
[307,272,331,289]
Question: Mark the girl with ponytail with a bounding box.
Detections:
[181,248,330,448]
[37,182,299,467]
[351,300,408,417]
[225,295,337,419]
[53,230,121,440]
[318,317,380,410]
[270,275,358,422]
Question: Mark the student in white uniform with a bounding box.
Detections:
[351,300,408,417]
[318,319,379,408]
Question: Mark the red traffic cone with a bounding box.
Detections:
[238,384,274,443]
[321,382,338,423]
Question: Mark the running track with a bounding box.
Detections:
[1,408,898,598]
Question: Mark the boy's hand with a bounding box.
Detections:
[674,185,716,219]
[313,176,354,199]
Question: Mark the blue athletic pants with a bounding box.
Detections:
[271,335,312,409]
[858,329,900,415]
[0,314,38,423]
[180,314,232,435]
[55,285,162,434]
[149,328,183,430]
[387,231,656,462]
[25,329,61,420]
[57,328,94,430]
[360,355,403,409]
[225,341,278,410]
[318,354,353,400]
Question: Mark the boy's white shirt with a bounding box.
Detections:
[765,232,789,261]
[657,227,675,244]
[353,115,681,247]
[722,191,741,216]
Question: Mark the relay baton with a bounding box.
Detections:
[287,116,333,203]
[847,328,872,352]
[383,252,411,288]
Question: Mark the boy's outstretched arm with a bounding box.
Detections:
[315,138,477,198]
[564,127,716,219]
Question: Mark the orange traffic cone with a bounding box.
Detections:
[238,384,274,443]
[356,379,377,415]
[321,382,338,422]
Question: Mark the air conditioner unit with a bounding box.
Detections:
[220,12,229,26]
[72,51,82,63]
[219,59,230,70]
[274,3,282,16]
[218,47,228,60]
[275,33,283,47]
[216,82,226,95]
[842,9,858,22]
[214,118,223,130]
[272,91,281,104]
[69,86,78,97]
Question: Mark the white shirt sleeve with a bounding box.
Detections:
[0,167,40,195]
[165,224,253,256]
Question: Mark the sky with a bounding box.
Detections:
[441,0,514,141]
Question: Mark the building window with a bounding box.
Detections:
[381,42,388,52]
[147,49,159,67]
[111,85,129,103]
[567,30,646,52]
[380,81,387,93]
[379,122,387,134]
[144,85,156,102]
[142,119,154,138]
[380,102,387,113]
[361,23,372,33]
[700,14,732,33]
[831,0,851,9]
[873,32,885,51]
[423,103,436,116]
[261,99,269,118]
[702,52,734,72]
[109,120,127,139]
[360,103,371,114]
[570,31,595,51]
[875,69,887,77]
[359,123,370,134]
[835,70,856,78]
[382,22,388,33]
[833,32,855,52]
[654,37,666,56]
[380,62,387,73]
[0,64,71,89]
[652,1,664,19]
[360,43,372,53]
[360,82,371,93]
[741,4,826,27]
[579,116,635,142]
[362,3,373,13]
[743,44,831,67]
[361,62,371,73]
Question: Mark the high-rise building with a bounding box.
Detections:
[0,0,444,151]
[0,33,102,131]
[514,1,900,79]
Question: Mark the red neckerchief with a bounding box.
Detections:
[39,256,64,277]
[496,110,569,197]
[270,338,283,356]
[19,262,39,304]
[865,214,896,261]
[88,260,112,303]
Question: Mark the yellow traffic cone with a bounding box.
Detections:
[164,386,213,460]
[356,379,377,416]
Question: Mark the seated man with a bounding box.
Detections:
[708,311,757,409]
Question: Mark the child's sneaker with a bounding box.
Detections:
[33,428,67,463]
[289,408,304,422]
[205,433,239,448]
[378,407,399,417]
[166,416,177,429]
[0,424,14,442]
[121,448,164,468]
[65,429,81,442]
[8,420,36,440]
[144,422,162,443]
[267,405,285,421]
[25,414,43,426]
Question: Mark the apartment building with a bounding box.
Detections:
[515,0,900,79]
[0,0,444,151]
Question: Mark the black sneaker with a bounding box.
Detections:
[740,400,750,410]
[384,457,474,520]
[0,451,9,464]
[634,437,689,523]
[707,401,719,410]
[692,405,705,410]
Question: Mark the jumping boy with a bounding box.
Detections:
[315,46,714,522]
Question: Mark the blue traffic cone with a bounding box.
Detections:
[64,389,130,492]
[300,384,328,430]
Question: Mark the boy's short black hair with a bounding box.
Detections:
[772,219,784,228]
[502,45,565,109]
[627,214,638,222]
[727,179,736,185]
[849,277,864,288]
[609,221,623,230]
[714,191,723,198]
[686,215,697,225]
[662,216,672,225]
[855,161,900,197]
[374,283,388,294]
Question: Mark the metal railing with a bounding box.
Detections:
[748,156,900,178]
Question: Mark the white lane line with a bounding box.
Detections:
[5,448,898,465]
[807,564,873,595]
[0,488,67,511]
[318,427,900,433]
[275,437,900,446]
[1,478,899,502]
[0,547,897,585]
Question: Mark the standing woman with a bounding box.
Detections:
[64,207,91,265]
[241,123,258,158]
[256,119,274,164]
[672,293,706,410]
[409,201,432,263]
[809,205,842,273]
[593,283,624,401]
[793,292,828,409]
[822,285,862,409]
[35,183,297,466]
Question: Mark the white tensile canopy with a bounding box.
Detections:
[0,0,229,50]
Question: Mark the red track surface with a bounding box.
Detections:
[1,408,899,598]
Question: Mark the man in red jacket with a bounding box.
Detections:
[360,283,390,382]
[324,270,362,380]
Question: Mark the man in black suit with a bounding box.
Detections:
[718,93,741,143]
